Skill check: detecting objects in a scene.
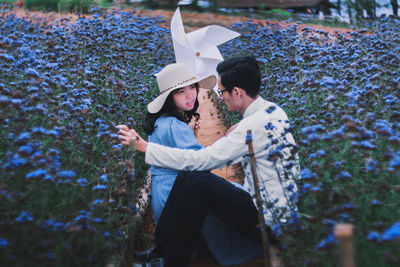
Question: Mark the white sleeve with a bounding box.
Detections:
[145,125,249,171]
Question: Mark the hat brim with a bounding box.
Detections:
[147,74,216,114]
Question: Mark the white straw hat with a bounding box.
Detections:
[147,63,216,114]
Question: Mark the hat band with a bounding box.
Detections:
[160,76,196,95]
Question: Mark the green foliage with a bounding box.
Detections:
[59,0,96,13]
[25,0,96,13]
[264,8,292,20]
[353,0,380,18]
[25,0,58,11]
[100,0,110,8]
[0,0,15,4]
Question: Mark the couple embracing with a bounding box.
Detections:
[118,56,299,267]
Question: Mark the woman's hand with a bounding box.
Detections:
[188,116,200,133]
[117,124,148,153]
[224,123,238,136]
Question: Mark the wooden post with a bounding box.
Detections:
[123,141,137,266]
[335,223,355,267]
[246,130,273,267]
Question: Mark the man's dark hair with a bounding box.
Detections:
[216,56,261,98]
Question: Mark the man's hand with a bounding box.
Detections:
[117,124,148,153]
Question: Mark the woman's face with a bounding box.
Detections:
[172,84,198,112]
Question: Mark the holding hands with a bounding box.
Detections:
[117,125,148,153]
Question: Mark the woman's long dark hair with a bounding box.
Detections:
[143,83,200,135]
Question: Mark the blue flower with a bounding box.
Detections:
[38,219,64,232]
[266,105,276,114]
[315,234,337,250]
[272,223,283,237]
[92,199,103,205]
[18,145,34,155]
[112,144,122,150]
[286,183,295,192]
[77,178,88,187]
[371,199,380,206]
[0,237,9,248]
[46,129,60,138]
[26,169,47,179]
[309,149,326,159]
[57,170,76,178]
[300,168,316,180]
[382,221,400,241]
[44,174,55,182]
[5,154,28,169]
[373,120,393,136]
[337,171,352,180]
[365,158,378,172]
[92,184,107,190]
[352,140,376,151]
[45,251,55,260]
[24,68,40,77]
[100,174,108,183]
[388,156,400,170]
[301,124,326,134]
[16,211,34,223]
[32,127,46,134]
[368,231,381,242]
[307,133,320,142]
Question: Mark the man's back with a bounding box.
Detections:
[237,97,299,225]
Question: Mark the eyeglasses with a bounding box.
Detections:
[217,88,229,97]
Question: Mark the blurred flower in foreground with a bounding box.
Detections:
[382,221,400,241]
[0,237,9,248]
[368,231,381,242]
[16,211,34,223]
[314,233,337,250]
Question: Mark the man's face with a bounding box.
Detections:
[218,76,238,112]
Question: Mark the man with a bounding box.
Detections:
[118,56,299,266]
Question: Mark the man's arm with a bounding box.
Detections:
[145,126,249,171]
[118,120,271,171]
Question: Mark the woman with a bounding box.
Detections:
[141,63,215,224]
[118,63,262,265]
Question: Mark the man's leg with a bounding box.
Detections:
[154,170,269,267]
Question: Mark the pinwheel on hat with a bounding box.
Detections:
[170,7,240,93]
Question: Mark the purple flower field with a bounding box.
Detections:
[0,4,399,266]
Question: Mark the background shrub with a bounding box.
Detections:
[25,0,58,11]
[59,0,96,13]
[25,0,96,13]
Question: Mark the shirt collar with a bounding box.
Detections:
[243,96,264,118]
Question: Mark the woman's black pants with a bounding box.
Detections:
[154,170,276,267]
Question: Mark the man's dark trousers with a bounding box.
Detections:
[154,170,275,267]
